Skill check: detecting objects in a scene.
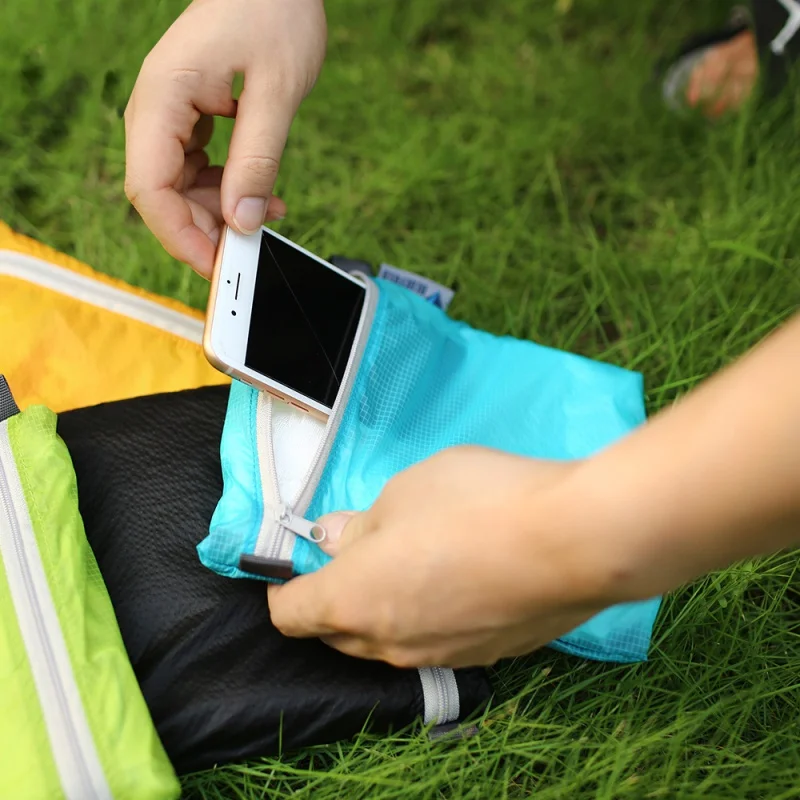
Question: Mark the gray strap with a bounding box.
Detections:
[0,376,20,422]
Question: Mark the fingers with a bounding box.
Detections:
[182,150,211,192]
[194,165,224,189]
[267,510,369,634]
[185,186,224,229]
[124,66,235,274]
[316,512,360,557]
[125,0,327,272]
[265,196,288,221]
[318,635,430,668]
[185,196,222,271]
[320,634,383,662]
[221,76,296,234]
[125,149,215,274]
[267,572,338,639]
[186,185,287,226]
[131,185,217,275]
[186,113,215,154]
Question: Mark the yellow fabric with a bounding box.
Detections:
[0,222,228,412]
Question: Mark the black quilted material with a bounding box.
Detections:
[0,375,19,422]
[57,386,491,774]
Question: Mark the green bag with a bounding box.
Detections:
[0,377,179,799]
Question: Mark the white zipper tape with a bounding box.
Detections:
[253,396,288,563]
[270,503,326,543]
[0,422,112,800]
[418,667,461,727]
[0,249,204,342]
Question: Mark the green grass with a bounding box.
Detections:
[3,0,800,796]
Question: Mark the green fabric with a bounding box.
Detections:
[0,528,63,799]
[3,406,179,800]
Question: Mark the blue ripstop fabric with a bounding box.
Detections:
[199,278,662,662]
[197,381,265,578]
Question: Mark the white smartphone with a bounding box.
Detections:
[203,225,368,421]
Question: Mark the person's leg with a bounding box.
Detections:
[663,1,798,117]
[686,26,758,117]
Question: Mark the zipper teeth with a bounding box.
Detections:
[0,250,204,342]
[259,396,285,562]
[444,667,461,721]
[418,667,461,727]
[433,668,447,720]
[0,425,109,800]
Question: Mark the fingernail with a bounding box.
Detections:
[318,512,355,546]
[233,197,268,234]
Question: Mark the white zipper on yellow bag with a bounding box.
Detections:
[0,250,204,341]
[253,274,378,563]
[0,422,111,800]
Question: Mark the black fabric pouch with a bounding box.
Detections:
[56,385,492,775]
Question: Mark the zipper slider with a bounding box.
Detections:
[271,503,327,544]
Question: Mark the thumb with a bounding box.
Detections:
[267,511,370,639]
[221,79,295,235]
[317,511,370,557]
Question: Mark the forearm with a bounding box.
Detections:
[574,312,800,601]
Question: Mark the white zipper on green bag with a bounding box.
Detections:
[253,274,378,564]
[0,249,203,341]
[0,422,112,800]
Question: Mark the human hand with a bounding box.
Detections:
[268,312,800,670]
[124,0,327,276]
[267,447,633,669]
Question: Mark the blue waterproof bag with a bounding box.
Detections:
[198,275,661,663]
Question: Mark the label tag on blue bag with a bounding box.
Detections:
[377,263,455,311]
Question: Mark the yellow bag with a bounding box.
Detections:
[0,222,227,412]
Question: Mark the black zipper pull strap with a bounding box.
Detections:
[238,553,296,582]
[0,376,19,423]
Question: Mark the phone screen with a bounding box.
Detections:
[244,230,365,409]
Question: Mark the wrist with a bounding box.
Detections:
[544,455,671,608]
[512,457,648,611]
[556,424,738,608]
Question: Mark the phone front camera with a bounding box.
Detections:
[231,310,237,316]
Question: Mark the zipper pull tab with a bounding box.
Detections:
[272,504,327,544]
